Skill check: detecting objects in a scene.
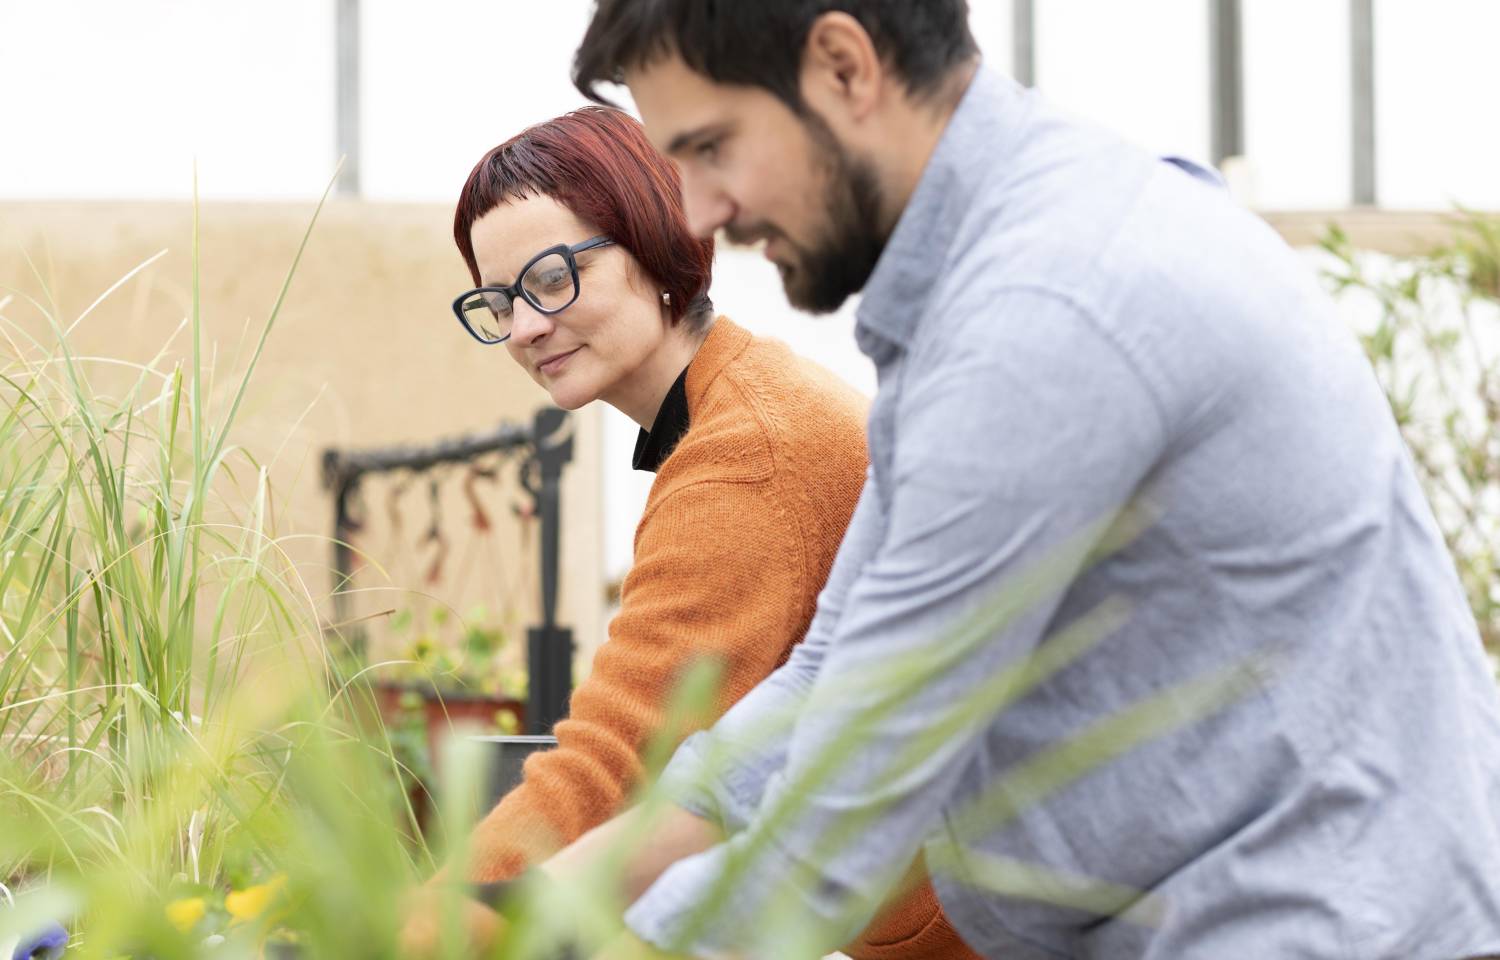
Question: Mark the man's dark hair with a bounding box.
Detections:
[573,1,978,110]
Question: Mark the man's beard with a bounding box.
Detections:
[728,114,888,314]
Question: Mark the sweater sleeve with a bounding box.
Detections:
[654,468,884,833]
[465,475,812,882]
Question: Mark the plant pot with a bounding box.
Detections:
[370,680,527,831]
[469,734,558,807]
[371,680,526,761]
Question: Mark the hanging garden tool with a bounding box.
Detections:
[422,475,448,587]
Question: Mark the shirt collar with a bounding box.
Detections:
[632,365,692,473]
[854,64,1029,353]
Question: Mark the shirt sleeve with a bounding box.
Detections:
[657,466,886,833]
[626,289,1170,956]
[464,474,820,883]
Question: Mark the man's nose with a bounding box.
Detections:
[681,173,735,240]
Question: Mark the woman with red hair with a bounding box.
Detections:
[421,106,977,960]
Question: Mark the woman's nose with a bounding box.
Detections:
[509,299,554,344]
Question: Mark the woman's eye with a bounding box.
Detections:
[697,138,721,162]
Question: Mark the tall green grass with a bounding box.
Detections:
[0,179,435,957]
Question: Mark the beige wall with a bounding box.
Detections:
[1261,209,1481,257]
[0,200,606,677]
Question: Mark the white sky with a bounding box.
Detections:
[5,0,1498,208]
[4,0,1498,577]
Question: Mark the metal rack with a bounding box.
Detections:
[321,407,576,735]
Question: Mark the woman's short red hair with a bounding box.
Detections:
[454,106,716,329]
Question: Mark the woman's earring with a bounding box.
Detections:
[661,291,672,305]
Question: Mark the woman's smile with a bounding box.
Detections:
[537,346,582,376]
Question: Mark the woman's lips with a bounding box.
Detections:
[538,347,580,376]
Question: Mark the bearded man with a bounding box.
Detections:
[534,4,1500,958]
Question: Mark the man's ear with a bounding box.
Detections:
[800,11,883,122]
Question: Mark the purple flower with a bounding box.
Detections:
[12,921,67,960]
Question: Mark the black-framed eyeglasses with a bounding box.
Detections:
[452,236,616,344]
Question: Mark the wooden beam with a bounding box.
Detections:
[1260,209,1482,256]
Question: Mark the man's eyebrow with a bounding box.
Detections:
[664,123,727,158]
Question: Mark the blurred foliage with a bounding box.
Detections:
[387,605,527,703]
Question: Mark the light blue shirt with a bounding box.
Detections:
[626,66,1500,959]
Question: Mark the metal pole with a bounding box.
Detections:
[1351,0,1377,206]
[523,408,575,734]
[1012,0,1035,87]
[335,0,362,195]
[1209,0,1245,167]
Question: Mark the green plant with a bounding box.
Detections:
[387,604,525,702]
[1323,212,1500,650]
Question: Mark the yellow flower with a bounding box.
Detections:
[165,896,207,933]
[225,875,287,926]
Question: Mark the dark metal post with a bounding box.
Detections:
[335,0,361,195]
[1351,0,1378,206]
[522,408,575,734]
[1012,0,1036,88]
[327,476,359,635]
[1210,0,1245,167]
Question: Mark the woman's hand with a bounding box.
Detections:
[396,881,507,959]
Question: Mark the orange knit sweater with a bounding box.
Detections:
[466,318,979,960]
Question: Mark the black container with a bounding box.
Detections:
[471,734,558,805]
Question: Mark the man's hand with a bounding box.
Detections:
[397,880,506,958]
[541,803,724,904]
[543,805,723,960]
